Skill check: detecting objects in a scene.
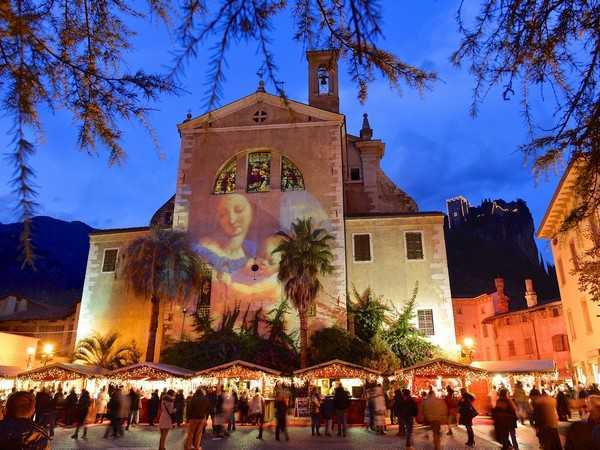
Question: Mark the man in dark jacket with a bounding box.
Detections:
[148,390,160,426]
[185,388,211,450]
[126,388,140,430]
[65,389,78,426]
[0,391,50,450]
[397,389,418,449]
[34,388,53,437]
[333,383,350,437]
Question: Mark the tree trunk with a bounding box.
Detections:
[299,309,309,368]
[145,295,160,362]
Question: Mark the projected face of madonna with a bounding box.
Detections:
[217,194,252,239]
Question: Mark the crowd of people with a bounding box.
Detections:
[0,380,599,449]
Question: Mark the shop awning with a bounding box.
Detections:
[17,363,108,382]
[195,360,282,380]
[398,358,487,380]
[109,362,195,381]
[293,359,381,381]
[471,359,555,374]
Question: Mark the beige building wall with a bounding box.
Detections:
[76,229,164,362]
[345,213,456,348]
[538,162,600,385]
[0,332,38,369]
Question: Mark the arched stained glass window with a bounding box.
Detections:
[247,152,271,192]
[214,158,236,194]
[281,156,305,191]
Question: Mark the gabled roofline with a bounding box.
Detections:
[89,226,149,236]
[177,91,344,132]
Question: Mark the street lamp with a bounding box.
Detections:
[461,337,475,363]
[41,343,54,366]
[26,347,35,369]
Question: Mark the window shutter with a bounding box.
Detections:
[405,232,424,260]
[102,249,119,272]
[353,234,372,262]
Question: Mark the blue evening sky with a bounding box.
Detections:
[0,1,563,260]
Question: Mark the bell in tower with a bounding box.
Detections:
[307,49,340,113]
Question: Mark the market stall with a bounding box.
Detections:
[472,359,559,394]
[0,365,19,399]
[192,360,283,422]
[16,362,108,396]
[396,358,489,414]
[108,362,195,423]
[293,359,382,424]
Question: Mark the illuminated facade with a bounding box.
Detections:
[76,50,455,361]
[538,161,600,385]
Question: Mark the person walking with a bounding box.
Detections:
[397,388,418,450]
[309,388,321,436]
[185,387,210,450]
[445,385,459,436]
[458,388,478,448]
[557,387,570,422]
[71,389,91,440]
[321,395,334,436]
[126,388,140,430]
[103,388,122,439]
[95,387,109,423]
[34,387,53,439]
[492,388,519,450]
[249,388,265,439]
[274,392,289,441]
[577,383,589,419]
[65,388,78,426]
[148,390,160,426]
[0,391,50,450]
[513,381,529,425]
[229,388,238,432]
[392,388,404,436]
[238,391,249,425]
[206,387,217,435]
[174,389,186,428]
[564,394,600,450]
[116,387,128,436]
[223,388,235,434]
[423,389,448,450]
[533,391,562,450]
[333,382,350,437]
[158,389,176,450]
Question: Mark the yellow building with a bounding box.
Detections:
[538,162,600,385]
[76,50,455,361]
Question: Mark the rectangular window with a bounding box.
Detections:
[456,324,463,336]
[522,315,528,323]
[102,248,118,272]
[581,300,593,334]
[482,324,488,338]
[567,309,577,340]
[508,340,516,357]
[405,232,424,260]
[352,234,372,262]
[505,317,511,326]
[570,240,580,270]
[552,334,569,352]
[557,258,565,285]
[350,167,361,181]
[417,309,435,336]
[524,337,534,355]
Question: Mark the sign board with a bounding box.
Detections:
[294,397,310,417]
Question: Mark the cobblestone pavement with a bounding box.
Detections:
[50,423,506,450]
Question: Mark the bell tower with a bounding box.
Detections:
[307,49,340,113]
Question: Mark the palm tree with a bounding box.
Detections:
[72,332,140,370]
[273,217,335,368]
[120,227,204,361]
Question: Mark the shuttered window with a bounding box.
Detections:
[102,248,119,272]
[552,334,569,352]
[353,234,372,262]
[508,340,516,356]
[405,232,424,260]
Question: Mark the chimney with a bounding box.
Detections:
[525,279,538,308]
[307,49,340,113]
[494,277,509,314]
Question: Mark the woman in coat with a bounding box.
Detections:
[95,387,109,423]
[492,388,519,450]
[71,389,91,439]
[458,388,477,448]
[158,390,175,450]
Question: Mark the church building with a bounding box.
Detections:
[76,50,456,361]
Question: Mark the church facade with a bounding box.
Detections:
[76,50,455,361]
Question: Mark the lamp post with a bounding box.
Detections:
[180,307,188,341]
[41,343,54,367]
[26,347,35,369]
[461,337,475,364]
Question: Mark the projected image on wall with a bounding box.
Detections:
[192,152,330,317]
